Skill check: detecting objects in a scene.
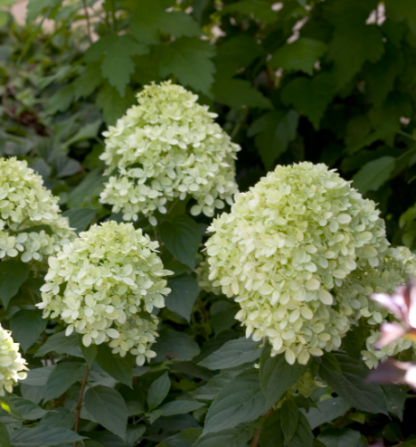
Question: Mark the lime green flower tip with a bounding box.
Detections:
[99,81,240,224]
[205,162,389,364]
[0,324,27,396]
[0,157,75,263]
[38,221,172,366]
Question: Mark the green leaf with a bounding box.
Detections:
[165,275,199,322]
[341,322,368,360]
[84,386,128,440]
[80,337,97,366]
[304,397,351,430]
[198,337,262,370]
[223,0,277,22]
[248,110,299,168]
[159,215,202,268]
[0,11,8,28]
[6,395,47,420]
[35,332,82,358]
[154,329,200,362]
[129,0,201,44]
[269,38,327,75]
[44,362,87,402]
[286,412,314,447]
[148,373,171,410]
[259,347,307,408]
[318,428,361,447]
[39,408,76,429]
[0,260,30,308]
[96,344,133,387]
[346,122,399,154]
[73,63,103,98]
[26,0,62,22]
[259,410,284,447]
[281,400,300,442]
[67,168,105,209]
[0,421,10,447]
[203,369,267,433]
[318,351,388,414]
[62,208,96,233]
[96,84,136,126]
[159,400,205,417]
[281,73,337,129]
[383,385,407,421]
[158,428,202,447]
[22,366,55,386]
[45,84,75,115]
[352,156,396,194]
[63,120,102,148]
[10,427,84,446]
[213,78,272,110]
[385,0,416,34]
[157,38,216,95]
[194,427,252,447]
[10,309,47,352]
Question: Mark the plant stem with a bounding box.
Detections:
[73,367,90,447]
[250,408,274,447]
[335,408,353,427]
[81,0,93,44]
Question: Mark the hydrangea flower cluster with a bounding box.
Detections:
[205,162,389,364]
[37,221,172,366]
[0,325,27,395]
[196,257,222,296]
[99,81,240,225]
[0,157,75,263]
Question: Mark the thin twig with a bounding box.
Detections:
[81,0,93,44]
[250,408,274,447]
[73,367,90,447]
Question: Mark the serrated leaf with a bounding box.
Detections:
[35,332,82,358]
[223,0,277,22]
[203,369,267,433]
[248,110,299,168]
[194,427,252,447]
[198,337,262,370]
[383,385,407,421]
[270,38,327,75]
[286,411,314,447]
[259,410,284,447]
[281,73,336,130]
[352,156,395,194]
[165,275,199,322]
[259,346,307,408]
[6,395,47,420]
[318,428,361,447]
[159,215,202,268]
[10,427,84,446]
[45,84,74,115]
[213,78,272,110]
[303,397,351,430]
[157,38,216,95]
[0,421,10,447]
[84,386,127,440]
[22,366,55,387]
[26,0,62,22]
[63,120,102,148]
[158,428,202,447]
[44,362,87,402]
[96,344,133,387]
[281,400,300,442]
[62,208,96,233]
[67,168,105,209]
[73,63,103,98]
[159,400,205,417]
[154,329,200,362]
[96,84,136,125]
[10,309,47,352]
[318,351,388,414]
[148,373,170,410]
[129,0,201,44]
[0,260,30,308]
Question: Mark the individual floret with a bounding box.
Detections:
[0,157,75,263]
[0,325,28,395]
[205,162,389,364]
[37,221,172,366]
[99,81,240,224]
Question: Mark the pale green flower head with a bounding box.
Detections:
[38,221,172,366]
[0,325,28,395]
[205,162,389,364]
[196,257,222,296]
[0,157,75,263]
[99,81,240,224]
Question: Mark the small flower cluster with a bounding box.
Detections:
[205,162,389,364]
[38,221,172,366]
[99,81,240,224]
[0,157,75,263]
[196,257,222,296]
[0,325,27,395]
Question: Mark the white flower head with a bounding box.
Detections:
[99,81,240,223]
[0,325,28,395]
[37,221,172,365]
[205,162,389,364]
[0,157,75,263]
